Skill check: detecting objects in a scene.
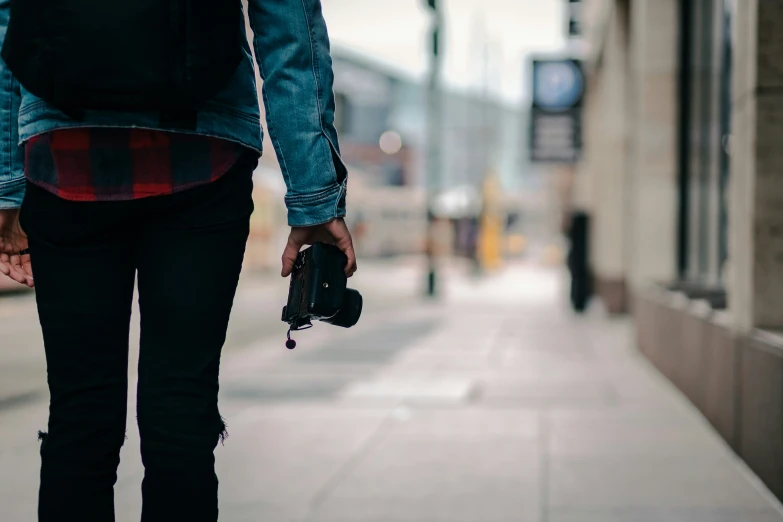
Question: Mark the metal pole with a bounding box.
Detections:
[425,0,443,297]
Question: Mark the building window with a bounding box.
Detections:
[678,0,732,287]
[334,92,351,136]
[717,0,733,280]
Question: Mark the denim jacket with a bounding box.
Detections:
[0,0,347,227]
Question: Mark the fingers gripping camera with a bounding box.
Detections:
[281,243,363,349]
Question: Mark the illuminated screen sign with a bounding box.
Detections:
[529,58,585,164]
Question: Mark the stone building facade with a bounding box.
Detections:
[575,0,783,501]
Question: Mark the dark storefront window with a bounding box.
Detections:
[677,0,692,279]
[717,0,733,280]
[677,0,733,287]
[694,0,714,280]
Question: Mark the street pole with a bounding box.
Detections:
[424,0,443,297]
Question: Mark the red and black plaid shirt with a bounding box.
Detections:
[25,128,246,202]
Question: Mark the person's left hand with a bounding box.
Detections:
[0,209,34,288]
[281,218,357,278]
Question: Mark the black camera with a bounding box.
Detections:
[282,243,363,348]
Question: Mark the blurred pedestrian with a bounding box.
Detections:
[0,1,356,521]
[566,210,592,313]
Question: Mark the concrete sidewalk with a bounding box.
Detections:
[1,264,782,521]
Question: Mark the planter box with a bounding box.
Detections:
[740,331,783,501]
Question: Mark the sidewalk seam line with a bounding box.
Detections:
[304,410,398,520]
[539,409,550,522]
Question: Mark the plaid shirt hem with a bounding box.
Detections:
[25,128,247,202]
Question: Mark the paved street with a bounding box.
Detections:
[1,260,782,522]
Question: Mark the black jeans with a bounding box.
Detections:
[20,152,257,522]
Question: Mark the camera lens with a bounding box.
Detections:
[323,289,363,328]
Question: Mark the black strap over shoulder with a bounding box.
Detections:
[2,0,245,113]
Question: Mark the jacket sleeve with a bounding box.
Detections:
[247,0,347,227]
[0,0,25,210]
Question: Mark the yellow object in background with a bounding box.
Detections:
[477,171,505,272]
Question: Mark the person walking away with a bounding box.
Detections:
[0,1,357,520]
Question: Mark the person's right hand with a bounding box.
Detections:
[281,218,357,278]
[0,208,34,288]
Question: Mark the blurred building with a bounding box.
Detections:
[331,48,536,192]
[329,48,547,260]
[573,0,783,501]
[332,50,419,187]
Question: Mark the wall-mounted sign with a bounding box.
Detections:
[529,58,585,164]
